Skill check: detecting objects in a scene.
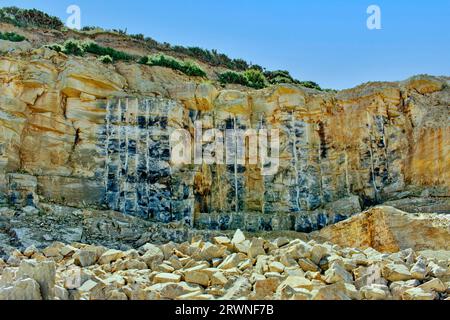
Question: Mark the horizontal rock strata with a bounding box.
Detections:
[0,47,448,231]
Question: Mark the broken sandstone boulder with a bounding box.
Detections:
[0,278,42,300]
[17,259,55,300]
[315,206,450,252]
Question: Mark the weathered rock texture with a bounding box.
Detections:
[0,47,449,232]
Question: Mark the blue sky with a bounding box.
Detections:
[1,0,449,89]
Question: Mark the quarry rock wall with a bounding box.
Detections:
[0,48,449,231]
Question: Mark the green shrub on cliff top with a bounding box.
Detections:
[170,45,251,71]
[45,43,64,53]
[297,81,322,91]
[264,70,324,90]
[144,53,183,69]
[243,69,267,89]
[46,39,134,62]
[219,69,323,91]
[142,54,207,78]
[181,60,208,77]
[0,6,63,29]
[218,71,248,86]
[138,55,149,65]
[0,31,26,42]
[219,69,268,89]
[83,41,134,61]
[264,70,297,85]
[62,39,85,56]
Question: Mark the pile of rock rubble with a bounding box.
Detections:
[0,229,449,300]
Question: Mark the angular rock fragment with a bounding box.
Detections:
[153,273,181,284]
[184,271,210,287]
[17,259,55,300]
[98,250,125,265]
[74,250,97,267]
[402,288,435,300]
[324,262,353,284]
[0,278,42,300]
[382,263,413,282]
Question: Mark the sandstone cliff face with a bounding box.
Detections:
[0,47,448,232]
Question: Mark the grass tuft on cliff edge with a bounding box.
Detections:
[46,39,135,62]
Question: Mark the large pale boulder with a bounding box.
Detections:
[0,278,42,300]
[73,249,98,267]
[382,263,413,282]
[140,244,164,268]
[17,259,56,300]
[184,270,210,287]
[324,262,354,284]
[98,249,125,265]
[315,206,450,252]
[153,273,181,284]
[402,288,435,300]
[311,282,351,300]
